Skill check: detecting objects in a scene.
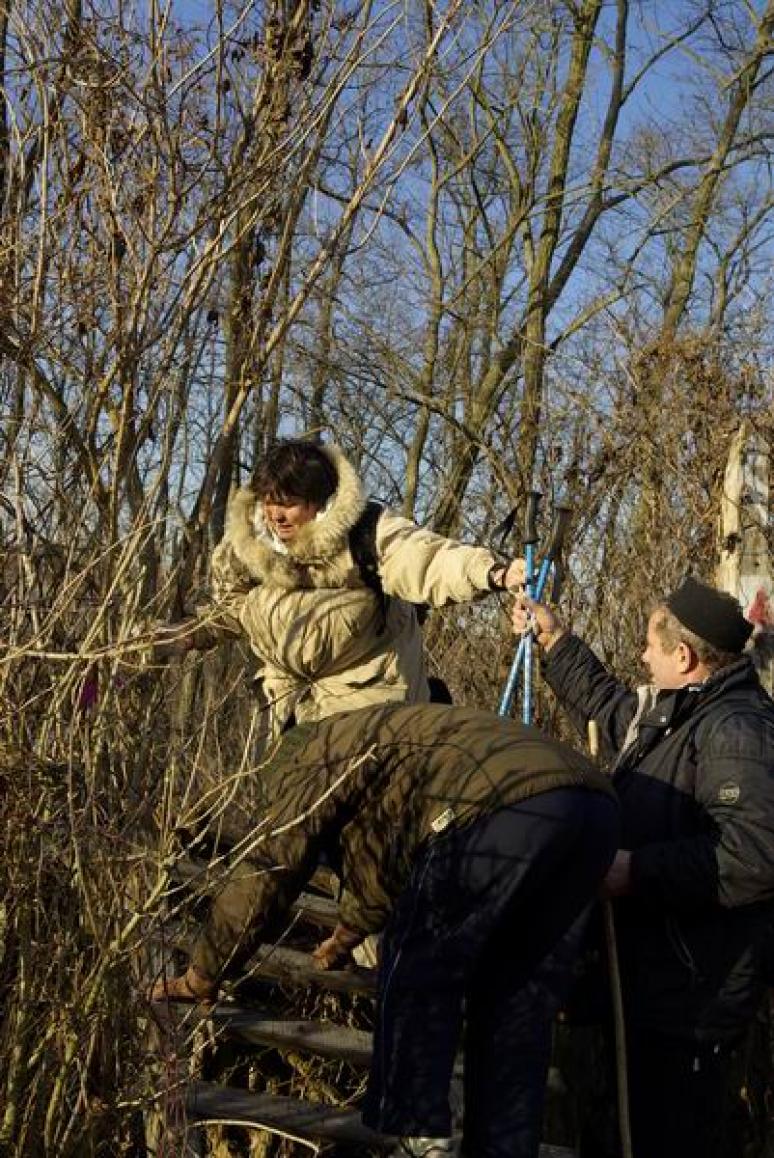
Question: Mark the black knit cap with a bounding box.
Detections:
[666,576,753,654]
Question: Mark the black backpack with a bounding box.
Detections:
[348,501,451,704]
[347,500,391,634]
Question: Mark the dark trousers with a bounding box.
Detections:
[362,788,620,1158]
[625,1026,743,1158]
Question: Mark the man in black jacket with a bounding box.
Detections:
[513,576,774,1158]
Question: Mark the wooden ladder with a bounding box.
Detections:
[153,880,577,1157]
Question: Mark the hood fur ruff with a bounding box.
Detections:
[224,445,368,587]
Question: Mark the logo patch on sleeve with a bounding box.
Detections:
[717,782,740,805]
[431,807,455,833]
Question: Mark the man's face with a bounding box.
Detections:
[641,612,689,690]
[263,495,318,541]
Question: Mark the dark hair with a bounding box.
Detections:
[252,440,338,507]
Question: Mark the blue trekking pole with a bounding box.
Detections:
[498,503,572,719]
[521,491,541,724]
[498,490,540,719]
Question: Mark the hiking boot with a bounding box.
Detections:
[393,1138,457,1157]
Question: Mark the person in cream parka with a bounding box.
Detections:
[163,439,523,737]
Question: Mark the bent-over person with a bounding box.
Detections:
[152,702,619,1158]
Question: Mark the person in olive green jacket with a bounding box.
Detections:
[155,440,523,738]
[152,702,619,1158]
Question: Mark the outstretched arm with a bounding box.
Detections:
[512,594,640,757]
[150,536,254,661]
[375,509,524,606]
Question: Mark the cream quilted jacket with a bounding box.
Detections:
[203,446,499,737]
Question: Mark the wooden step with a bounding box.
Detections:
[209,1006,372,1067]
[152,1001,373,1067]
[186,1082,394,1149]
[248,943,377,996]
[291,891,339,928]
[186,1083,577,1156]
[149,943,376,1015]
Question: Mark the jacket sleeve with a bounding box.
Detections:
[183,538,254,646]
[148,537,248,657]
[338,888,385,937]
[543,633,640,760]
[185,604,243,649]
[631,709,774,909]
[373,509,495,605]
[211,539,255,606]
[192,828,321,979]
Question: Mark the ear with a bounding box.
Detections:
[676,641,698,675]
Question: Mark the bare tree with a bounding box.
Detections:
[2,1,774,1152]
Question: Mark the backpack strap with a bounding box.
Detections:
[348,500,389,635]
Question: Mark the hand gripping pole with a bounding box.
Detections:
[498,504,572,719]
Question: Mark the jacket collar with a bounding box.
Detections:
[643,656,757,731]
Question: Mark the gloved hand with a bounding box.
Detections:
[311,923,363,971]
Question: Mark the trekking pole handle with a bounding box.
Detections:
[540,505,572,604]
[523,490,542,547]
[544,505,572,564]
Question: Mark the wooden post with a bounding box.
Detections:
[587,721,633,1158]
[716,422,773,694]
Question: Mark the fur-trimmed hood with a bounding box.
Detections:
[223,444,368,586]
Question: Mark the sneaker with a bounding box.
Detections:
[394,1138,457,1157]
